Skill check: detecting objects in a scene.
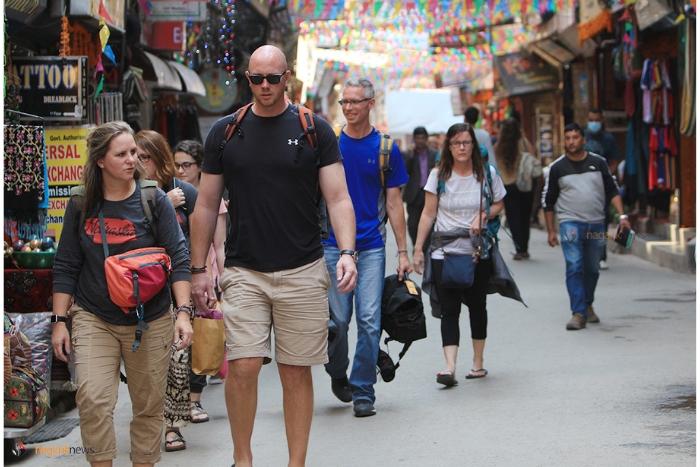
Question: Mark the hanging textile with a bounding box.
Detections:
[680,17,695,136]
[4,125,47,239]
[640,59,674,125]
[648,126,678,191]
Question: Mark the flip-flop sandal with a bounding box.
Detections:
[436,371,458,387]
[466,369,488,379]
[190,401,210,423]
[164,429,186,452]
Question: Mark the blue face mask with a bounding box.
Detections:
[587,121,602,133]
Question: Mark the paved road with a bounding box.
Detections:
[9,228,695,467]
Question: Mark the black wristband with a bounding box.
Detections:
[51,315,68,323]
[174,305,192,317]
[190,265,207,274]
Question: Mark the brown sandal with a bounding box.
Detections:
[164,428,186,452]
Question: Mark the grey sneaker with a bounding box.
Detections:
[586,305,600,323]
[353,400,376,417]
[566,313,587,331]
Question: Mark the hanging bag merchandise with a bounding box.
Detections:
[98,210,172,351]
[516,152,543,192]
[191,308,225,376]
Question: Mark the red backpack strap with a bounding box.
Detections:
[297,104,320,162]
[218,102,254,160]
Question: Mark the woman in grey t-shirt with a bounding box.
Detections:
[413,123,505,387]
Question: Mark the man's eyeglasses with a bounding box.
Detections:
[248,72,286,85]
[338,98,371,107]
[449,140,474,148]
[137,154,151,163]
[175,162,197,170]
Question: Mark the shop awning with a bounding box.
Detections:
[531,39,576,68]
[494,53,559,96]
[131,48,182,91]
[168,61,206,96]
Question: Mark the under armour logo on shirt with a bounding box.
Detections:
[288,139,299,146]
[368,159,376,164]
[589,166,596,170]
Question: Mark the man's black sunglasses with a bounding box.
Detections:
[248,72,286,85]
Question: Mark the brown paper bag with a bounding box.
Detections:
[191,317,225,376]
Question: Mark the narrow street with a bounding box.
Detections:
[8,228,695,467]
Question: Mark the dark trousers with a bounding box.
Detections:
[190,371,207,394]
[503,184,535,254]
[432,256,493,346]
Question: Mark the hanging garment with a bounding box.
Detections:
[680,17,696,136]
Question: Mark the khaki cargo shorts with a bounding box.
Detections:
[219,257,331,366]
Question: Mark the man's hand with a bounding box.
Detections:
[51,323,71,363]
[191,273,216,312]
[173,313,193,351]
[167,187,186,209]
[397,252,413,279]
[412,250,425,275]
[335,255,357,294]
[619,218,632,231]
[548,230,559,247]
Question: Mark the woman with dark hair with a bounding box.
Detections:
[173,140,227,302]
[494,118,542,260]
[133,131,203,452]
[413,123,505,386]
[52,122,192,466]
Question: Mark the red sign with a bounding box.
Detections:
[147,22,185,51]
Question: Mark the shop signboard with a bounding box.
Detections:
[5,0,46,24]
[536,108,555,163]
[494,53,559,96]
[148,1,208,22]
[194,69,238,113]
[45,126,91,240]
[12,56,88,122]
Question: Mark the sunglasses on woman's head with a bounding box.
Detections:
[248,72,286,85]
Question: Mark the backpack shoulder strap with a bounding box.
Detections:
[296,104,320,163]
[218,102,254,161]
[69,186,87,235]
[139,179,158,240]
[378,133,393,188]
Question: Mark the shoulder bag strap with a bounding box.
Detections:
[98,210,110,259]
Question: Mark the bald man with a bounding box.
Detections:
[190,45,358,467]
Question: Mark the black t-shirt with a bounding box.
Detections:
[202,104,342,272]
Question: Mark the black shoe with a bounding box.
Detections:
[331,376,352,403]
[353,400,376,417]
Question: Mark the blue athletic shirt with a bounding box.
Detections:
[324,128,409,251]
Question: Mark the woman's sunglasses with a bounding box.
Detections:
[248,72,286,85]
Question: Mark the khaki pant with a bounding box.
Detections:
[71,305,172,463]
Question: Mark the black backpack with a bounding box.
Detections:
[379,273,427,375]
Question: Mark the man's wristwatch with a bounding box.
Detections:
[340,249,359,262]
[50,315,68,324]
[619,214,629,220]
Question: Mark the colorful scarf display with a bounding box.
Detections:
[4,125,47,238]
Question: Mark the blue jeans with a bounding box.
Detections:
[559,221,606,316]
[324,245,385,404]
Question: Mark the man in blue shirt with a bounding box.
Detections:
[584,109,622,269]
[325,78,411,417]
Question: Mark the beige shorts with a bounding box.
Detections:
[219,257,331,366]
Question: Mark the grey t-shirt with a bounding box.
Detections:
[53,183,190,325]
[424,165,506,259]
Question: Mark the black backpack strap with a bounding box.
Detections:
[382,337,413,371]
[218,102,253,161]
